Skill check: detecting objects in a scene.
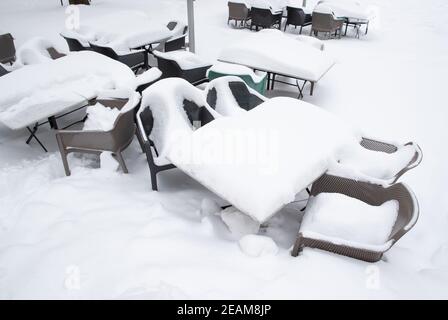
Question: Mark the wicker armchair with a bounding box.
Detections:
[61,34,90,52]
[0,33,16,65]
[250,7,282,31]
[292,174,419,262]
[89,43,147,72]
[228,2,251,28]
[284,7,312,34]
[310,12,344,39]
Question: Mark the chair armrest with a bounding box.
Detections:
[56,129,116,152]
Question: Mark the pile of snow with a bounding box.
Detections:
[207,62,266,83]
[64,10,172,52]
[316,0,374,20]
[219,29,335,82]
[239,234,279,257]
[332,143,418,182]
[0,51,137,129]
[153,50,212,70]
[301,193,399,251]
[233,0,287,12]
[221,206,260,238]
[205,76,266,117]
[14,37,57,66]
[296,35,325,51]
[135,67,163,88]
[166,96,359,223]
[167,20,188,39]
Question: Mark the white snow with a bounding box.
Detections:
[82,103,121,132]
[0,0,447,300]
[153,50,212,70]
[301,193,399,252]
[14,37,56,66]
[221,206,261,238]
[207,62,267,83]
[317,0,374,20]
[239,234,279,257]
[219,29,335,82]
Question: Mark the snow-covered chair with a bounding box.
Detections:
[137,78,219,190]
[284,6,312,34]
[163,21,188,52]
[0,33,16,65]
[311,7,344,39]
[89,42,147,73]
[250,7,283,31]
[61,34,91,52]
[228,2,251,28]
[153,50,212,86]
[292,174,419,262]
[56,94,140,176]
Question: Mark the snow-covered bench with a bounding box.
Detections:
[218,29,335,98]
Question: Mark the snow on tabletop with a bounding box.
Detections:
[296,35,325,51]
[0,51,137,129]
[207,62,267,83]
[65,10,172,52]
[301,193,399,252]
[239,234,279,257]
[219,29,335,82]
[205,76,267,117]
[334,143,417,181]
[317,0,374,20]
[153,50,212,70]
[14,37,55,67]
[166,96,360,223]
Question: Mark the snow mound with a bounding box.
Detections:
[207,62,267,83]
[153,50,212,70]
[221,206,260,238]
[239,234,279,257]
[317,0,375,20]
[99,151,119,172]
[14,37,56,66]
[301,193,399,252]
[83,102,121,132]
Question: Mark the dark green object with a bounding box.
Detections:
[207,69,267,95]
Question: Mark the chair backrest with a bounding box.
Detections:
[165,35,186,52]
[46,47,66,60]
[167,21,178,31]
[89,43,119,60]
[286,6,306,25]
[0,65,9,77]
[0,33,16,64]
[312,12,335,31]
[61,35,88,52]
[228,2,249,20]
[251,7,275,27]
[155,55,183,78]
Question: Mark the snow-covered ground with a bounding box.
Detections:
[0,0,447,299]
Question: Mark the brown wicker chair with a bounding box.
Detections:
[0,33,16,65]
[359,138,423,184]
[56,98,138,176]
[310,12,344,39]
[291,174,419,262]
[228,2,251,28]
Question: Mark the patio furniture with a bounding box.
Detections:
[284,6,312,34]
[310,12,344,39]
[291,174,419,262]
[56,97,139,176]
[0,65,9,77]
[0,33,16,65]
[61,34,91,52]
[46,47,66,60]
[162,21,188,52]
[89,43,147,72]
[343,18,369,38]
[207,62,267,94]
[228,2,251,28]
[153,50,212,86]
[250,7,282,31]
[219,29,335,98]
[358,138,423,184]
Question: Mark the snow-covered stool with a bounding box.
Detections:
[207,62,268,94]
[292,174,419,262]
[153,50,212,86]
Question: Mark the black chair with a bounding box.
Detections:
[153,51,211,86]
[164,25,188,52]
[0,65,9,77]
[250,7,282,31]
[0,33,16,65]
[284,7,312,34]
[61,34,90,52]
[89,43,147,72]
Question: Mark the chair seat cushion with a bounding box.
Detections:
[301,193,399,251]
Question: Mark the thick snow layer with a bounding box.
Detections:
[83,103,121,132]
[14,37,55,66]
[167,97,359,223]
[207,62,267,83]
[153,50,212,70]
[316,0,374,20]
[296,35,325,51]
[221,206,260,238]
[239,234,279,257]
[219,29,335,82]
[63,10,172,52]
[0,51,136,129]
[0,0,447,300]
[302,193,399,251]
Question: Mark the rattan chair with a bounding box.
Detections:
[0,33,16,65]
[61,34,90,52]
[250,7,282,31]
[163,22,188,52]
[284,7,312,34]
[89,43,147,72]
[292,174,419,262]
[56,98,138,176]
[310,12,344,39]
[228,2,251,28]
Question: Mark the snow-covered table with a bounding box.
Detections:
[218,29,335,98]
[0,51,137,151]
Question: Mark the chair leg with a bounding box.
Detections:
[151,170,158,191]
[56,134,71,176]
[115,151,128,174]
[291,234,304,257]
[299,25,303,34]
[284,23,287,31]
[135,130,145,153]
